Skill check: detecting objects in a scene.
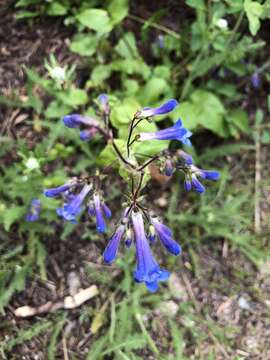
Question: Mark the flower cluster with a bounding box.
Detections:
[26,97,220,292]
[103,210,181,292]
[44,178,111,232]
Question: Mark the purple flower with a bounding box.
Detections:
[25,199,41,222]
[151,217,181,256]
[177,150,193,165]
[125,228,132,248]
[132,212,170,292]
[185,174,205,193]
[136,99,178,118]
[98,94,110,115]
[88,202,95,216]
[103,224,125,264]
[88,195,112,232]
[164,159,174,177]
[63,114,99,129]
[44,183,73,198]
[148,225,156,242]
[80,128,98,141]
[139,119,189,144]
[157,34,164,49]
[102,203,112,219]
[198,170,220,180]
[180,129,192,146]
[251,73,260,89]
[184,165,220,193]
[191,175,205,193]
[57,184,91,223]
[93,194,106,233]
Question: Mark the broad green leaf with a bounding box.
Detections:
[115,32,139,59]
[3,206,25,231]
[110,98,141,127]
[47,2,68,16]
[172,89,227,137]
[90,65,112,86]
[138,78,169,105]
[97,139,127,166]
[16,10,38,19]
[134,140,169,159]
[57,88,88,107]
[45,101,71,119]
[226,109,249,137]
[185,0,205,10]
[76,9,112,34]
[108,0,129,25]
[244,0,263,35]
[111,59,150,78]
[70,34,99,56]
[15,0,40,6]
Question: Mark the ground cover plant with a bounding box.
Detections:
[0,0,270,358]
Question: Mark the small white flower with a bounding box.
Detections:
[50,66,66,82]
[216,18,228,30]
[25,157,40,171]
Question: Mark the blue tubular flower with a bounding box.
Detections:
[57,184,91,223]
[148,225,156,242]
[79,128,97,141]
[103,224,125,264]
[44,183,73,198]
[93,194,106,233]
[102,203,112,219]
[198,170,220,180]
[191,174,205,193]
[151,217,181,256]
[136,99,178,118]
[184,179,192,192]
[132,212,170,292]
[98,94,110,115]
[251,72,260,88]
[139,119,189,144]
[180,129,192,146]
[184,165,219,193]
[177,150,193,165]
[125,228,132,248]
[88,201,95,216]
[63,114,99,128]
[164,159,174,177]
[25,199,41,222]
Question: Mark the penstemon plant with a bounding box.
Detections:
[26,96,219,292]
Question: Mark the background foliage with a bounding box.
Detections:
[1,0,270,358]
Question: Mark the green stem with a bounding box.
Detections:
[128,14,180,39]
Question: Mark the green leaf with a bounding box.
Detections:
[3,206,25,231]
[244,0,263,35]
[185,0,205,10]
[16,10,38,19]
[45,101,71,119]
[97,139,126,167]
[226,109,249,137]
[57,88,88,107]
[47,2,68,16]
[90,65,112,86]
[108,0,129,25]
[115,32,139,59]
[76,9,112,34]
[15,0,40,6]
[70,34,99,56]
[138,78,169,104]
[172,89,227,137]
[111,98,141,127]
[134,140,169,159]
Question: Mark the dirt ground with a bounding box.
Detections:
[1,2,270,359]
